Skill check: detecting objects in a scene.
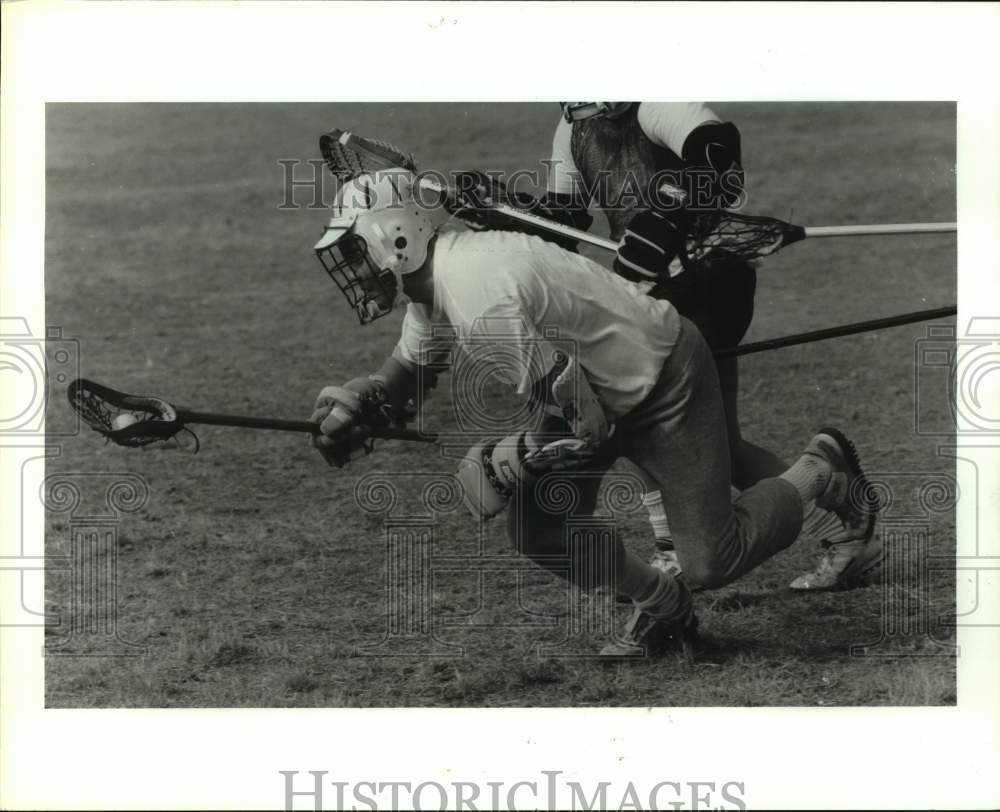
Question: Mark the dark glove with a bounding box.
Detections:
[681,121,745,209]
[613,209,686,283]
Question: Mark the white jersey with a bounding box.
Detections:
[394,229,682,419]
[548,102,720,197]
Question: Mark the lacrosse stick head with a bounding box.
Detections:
[320,128,417,183]
[68,378,187,448]
[682,211,807,266]
[560,102,636,123]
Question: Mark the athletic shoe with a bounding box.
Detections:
[599,606,699,659]
[614,546,683,604]
[789,533,885,590]
[650,547,683,577]
[789,427,881,590]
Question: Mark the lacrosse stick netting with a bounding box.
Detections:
[69,378,186,448]
[320,128,811,258]
[68,378,438,451]
[318,127,955,261]
[320,129,418,182]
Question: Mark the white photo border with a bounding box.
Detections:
[2,2,998,810]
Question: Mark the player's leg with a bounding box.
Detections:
[635,470,681,576]
[698,262,875,590]
[622,318,804,594]
[506,463,694,649]
[624,318,878,604]
[716,355,788,488]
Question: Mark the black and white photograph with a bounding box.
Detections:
[43,100,959,707]
[2,3,998,811]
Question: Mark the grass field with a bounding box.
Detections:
[44,102,957,707]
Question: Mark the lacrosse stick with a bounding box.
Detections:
[321,128,606,240]
[714,305,957,359]
[319,128,957,262]
[68,378,437,452]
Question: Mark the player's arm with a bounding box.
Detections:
[637,102,745,209]
[309,354,439,468]
[679,120,744,209]
[310,308,446,467]
[614,105,746,283]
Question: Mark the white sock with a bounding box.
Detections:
[642,491,674,551]
[780,454,831,503]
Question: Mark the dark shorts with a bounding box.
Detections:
[648,250,757,350]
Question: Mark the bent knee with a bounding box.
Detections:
[506,517,562,559]
[683,558,733,590]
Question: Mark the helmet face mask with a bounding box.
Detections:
[316,232,398,324]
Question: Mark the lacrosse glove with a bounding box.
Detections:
[310,377,379,468]
[613,208,687,284]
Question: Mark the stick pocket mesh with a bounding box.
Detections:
[68,378,183,447]
[684,211,807,265]
[319,129,417,183]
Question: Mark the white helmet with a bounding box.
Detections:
[314,171,448,323]
[560,102,635,123]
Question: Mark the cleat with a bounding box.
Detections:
[790,534,885,590]
[789,428,881,590]
[600,607,699,660]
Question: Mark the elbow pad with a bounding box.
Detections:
[681,121,745,209]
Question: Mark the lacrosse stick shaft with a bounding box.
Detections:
[176,410,437,443]
[803,222,957,238]
[457,213,958,256]
[415,174,622,252]
[324,130,956,254]
[714,305,957,359]
[323,130,618,252]
[455,211,958,255]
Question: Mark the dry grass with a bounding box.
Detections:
[45,102,956,707]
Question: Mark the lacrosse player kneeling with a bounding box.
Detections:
[511,101,872,590]
[309,171,879,658]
